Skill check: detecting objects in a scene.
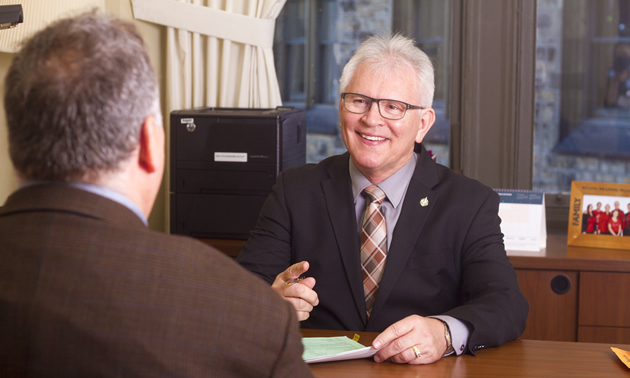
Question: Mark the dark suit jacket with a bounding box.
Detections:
[237,146,528,355]
[0,184,312,377]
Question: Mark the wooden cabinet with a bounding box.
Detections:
[509,235,630,344]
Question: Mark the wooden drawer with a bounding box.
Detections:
[578,326,630,344]
[579,272,630,328]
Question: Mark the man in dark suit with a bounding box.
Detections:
[237,34,528,365]
[0,11,311,377]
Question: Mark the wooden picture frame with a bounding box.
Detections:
[567,181,630,250]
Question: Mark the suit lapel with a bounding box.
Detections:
[369,146,440,320]
[320,154,368,325]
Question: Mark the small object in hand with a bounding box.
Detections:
[286,276,306,285]
[412,345,422,358]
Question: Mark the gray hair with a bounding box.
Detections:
[339,34,435,108]
[4,10,161,182]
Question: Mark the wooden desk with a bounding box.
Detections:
[199,238,244,259]
[302,329,630,377]
[508,234,630,343]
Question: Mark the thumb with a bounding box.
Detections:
[281,261,310,282]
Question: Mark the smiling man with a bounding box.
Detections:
[237,35,528,365]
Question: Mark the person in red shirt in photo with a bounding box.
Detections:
[608,209,623,236]
[597,204,611,234]
[582,204,597,234]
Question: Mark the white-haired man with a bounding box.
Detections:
[238,34,528,365]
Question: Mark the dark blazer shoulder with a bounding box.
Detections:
[142,229,286,300]
[0,188,310,376]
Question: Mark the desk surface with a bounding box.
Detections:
[302,329,630,377]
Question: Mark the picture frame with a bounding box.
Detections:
[568,181,630,251]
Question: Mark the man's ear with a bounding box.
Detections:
[138,116,163,173]
[415,108,436,144]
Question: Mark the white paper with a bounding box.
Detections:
[302,336,379,364]
[305,345,379,363]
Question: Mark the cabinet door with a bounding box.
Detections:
[515,269,578,341]
[579,272,630,328]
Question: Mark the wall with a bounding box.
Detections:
[0,0,167,231]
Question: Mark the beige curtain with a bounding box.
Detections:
[131,0,286,111]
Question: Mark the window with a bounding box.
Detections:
[273,0,340,138]
[534,0,630,192]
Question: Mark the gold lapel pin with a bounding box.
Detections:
[420,197,429,207]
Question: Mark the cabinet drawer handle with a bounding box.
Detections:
[550,274,571,295]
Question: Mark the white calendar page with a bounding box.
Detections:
[495,190,547,252]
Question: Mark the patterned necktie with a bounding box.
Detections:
[360,185,387,318]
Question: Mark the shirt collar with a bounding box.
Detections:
[349,152,418,208]
[20,181,148,225]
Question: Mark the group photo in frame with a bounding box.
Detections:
[568,181,630,251]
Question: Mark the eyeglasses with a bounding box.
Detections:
[341,92,424,120]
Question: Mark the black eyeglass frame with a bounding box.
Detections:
[340,92,425,120]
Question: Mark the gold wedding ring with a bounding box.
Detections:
[412,345,422,358]
[285,276,306,285]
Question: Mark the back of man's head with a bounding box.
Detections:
[4,10,160,183]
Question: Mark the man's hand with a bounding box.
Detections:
[372,315,447,364]
[271,261,319,321]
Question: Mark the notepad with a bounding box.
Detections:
[495,189,547,252]
[611,347,630,369]
[302,336,379,363]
